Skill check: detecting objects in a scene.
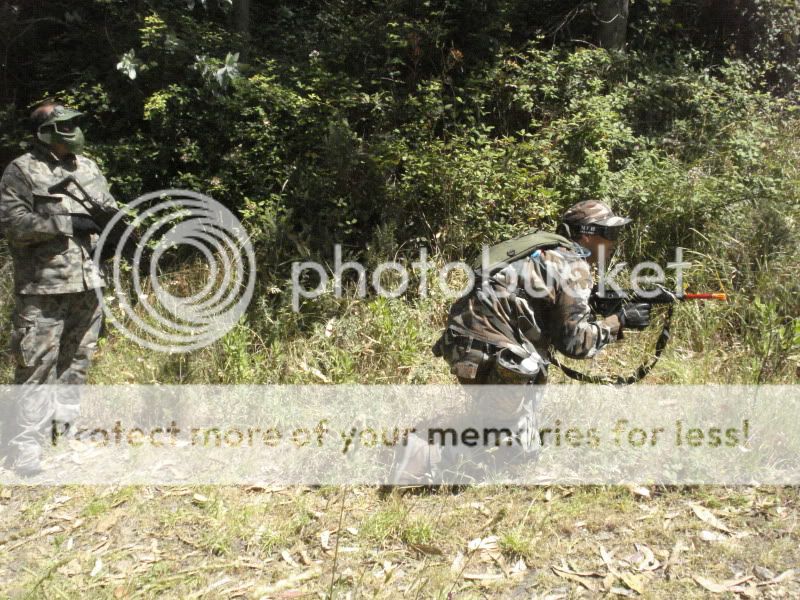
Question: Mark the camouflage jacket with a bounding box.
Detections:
[445,244,621,364]
[0,143,118,294]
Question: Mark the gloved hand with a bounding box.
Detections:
[618,302,651,330]
[70,214,101,235]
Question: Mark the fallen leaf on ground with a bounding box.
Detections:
[96,512,120,533]
[186,576,232,599]
[600,546,620,576]
[619,572,646,594]
[161,487,192,497]
[57,559,82,576]
[320,530,332,550]
[603,573,616,590]
[257,568,321,595]
[299,362,329,382]
[463,572,504,582]
[600,546,648,594]
[690,504,735,534]
[467,535,499,552]
[467,535,502,563]
[324,318,335,337]
[627,485,651,498]
[191,493,209,506]
[754,566,776,580]
[757,569,796,586]
[281,549,297,567]
[44,496,72,512]
[693,574,754,593]
[51,512,77,523]
[480,508,507,530]
[378,560,396,580]
[470,502,491,517]
[408,543,443,556]
[510,559,528,577]
[699,530,726,542]
[552,564,602,592]
[90,557,103,577]
[633,544,660,571]
[134,553,158,564]
[451,552,466,573]
[663,539,686,579]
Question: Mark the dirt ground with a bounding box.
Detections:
[1,483,798,598]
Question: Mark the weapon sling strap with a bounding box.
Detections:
[550,304,674,385]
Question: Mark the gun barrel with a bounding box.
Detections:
[682,293,728,301]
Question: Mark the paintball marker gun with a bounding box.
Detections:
[591,284,728,317]
[552,284,728,384]
[48,175,143,263]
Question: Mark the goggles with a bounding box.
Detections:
[48,118,81,135]
[38,105,85,134]
[574,223,625,241]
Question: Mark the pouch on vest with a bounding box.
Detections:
[494,347,544,383]
[450,346,488,380]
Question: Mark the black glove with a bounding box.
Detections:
[618,302,651,330]
[70,214,101,235]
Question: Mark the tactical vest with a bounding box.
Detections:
[433,230,578,379]
[471,230,575,276]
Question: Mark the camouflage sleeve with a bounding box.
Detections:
[82,159,120,212]
[0,163,73,245]
[535,249,621,359]
[94,165,119,211]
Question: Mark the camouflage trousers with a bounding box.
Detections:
[389,382,546,485]
[440,328,548,455]
[389,331,547,485]
[2,291,103,471]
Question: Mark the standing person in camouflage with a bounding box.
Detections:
[389,200,652,484]
[0,101,119,476]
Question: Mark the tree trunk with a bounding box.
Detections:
[596,0,629,52]
[233,0,251,60]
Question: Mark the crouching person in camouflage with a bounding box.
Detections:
[389,200,652,485]
[0,101,119,476]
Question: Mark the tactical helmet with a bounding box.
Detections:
[560,200,631,241]
[34,104,85,155]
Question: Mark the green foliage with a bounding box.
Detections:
[0,0,797,384]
